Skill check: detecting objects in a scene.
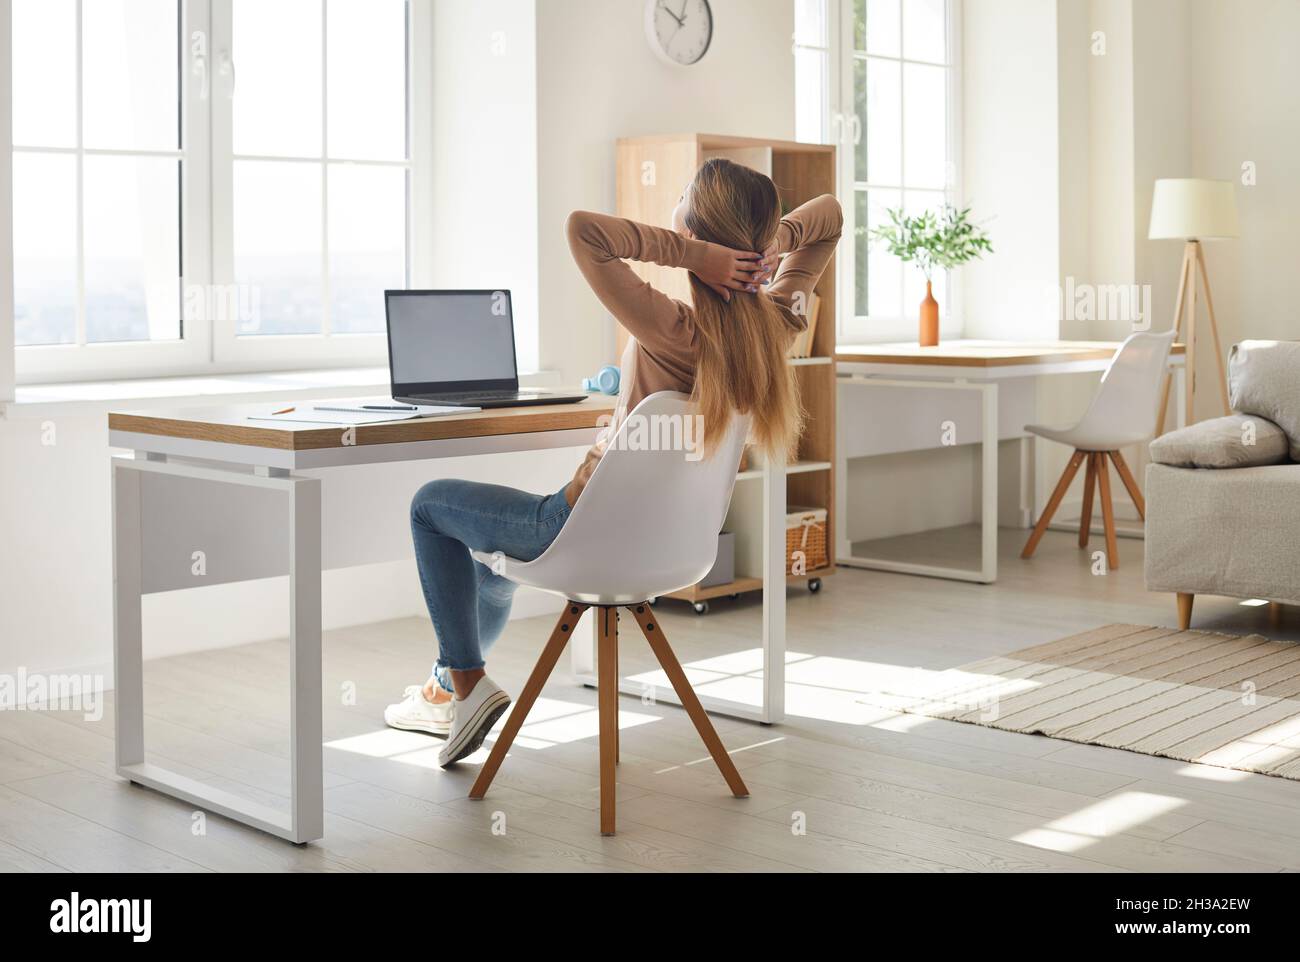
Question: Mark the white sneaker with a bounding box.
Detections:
[438,676,512,767]
[384,685,455,737]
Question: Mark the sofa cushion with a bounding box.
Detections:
[1149,414,1290,468]
[1229,339,1300,459]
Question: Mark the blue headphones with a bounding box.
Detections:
[582,365,621,395]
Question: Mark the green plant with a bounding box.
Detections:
[867,204,993,281]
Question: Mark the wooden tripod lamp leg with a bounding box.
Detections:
[1194,242,1232,417]
[1155,243,1193,437]
[625,604,749,798]
[1022,450,1086,559]
[1184,242,1200,427]
[469,602,589,800]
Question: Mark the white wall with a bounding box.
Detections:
[534,0,796,387]
[1061,0,1295,416]
[427,0,540,372]
[1086,0,1139,337]
[960,0,1062,340]
[0,0,13,403]
[1131,0,1191,343]
[1052,0,1295,428]
[1055,0,1092,343]
[1186,0,1300,407]
[1031,0,1141,515]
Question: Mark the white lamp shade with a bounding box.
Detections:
[1148,178,1239,240]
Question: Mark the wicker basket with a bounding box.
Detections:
[785,506,827,576]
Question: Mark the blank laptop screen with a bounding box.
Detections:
[387,291,517,389]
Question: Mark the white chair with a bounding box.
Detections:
[1021,330,1177,569]
[467,391,751,835]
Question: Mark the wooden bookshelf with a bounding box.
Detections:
[614,133,838,613]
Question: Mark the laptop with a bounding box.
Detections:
[384,289,587,408]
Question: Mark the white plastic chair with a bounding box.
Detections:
[1021,330,1176,569]
[467,391,751,835]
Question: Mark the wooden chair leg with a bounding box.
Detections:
[625,603,749,798]
[1022,450,1087,559]
[1096,454,1119,570]
[469,602,588,800]
[1177,592,1195,630]
[1078,453,1098,548]
[597,606,618,835]
[1109,450,1145,520]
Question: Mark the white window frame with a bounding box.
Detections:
[801,0,962,345]
[11,0,211,384]
[792,2,832,146]
[7,0,434,386]
[1,1,15,400]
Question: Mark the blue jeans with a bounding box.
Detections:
[410,478,572,693]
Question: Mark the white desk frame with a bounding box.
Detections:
[835,354,1186,585]
[109,415,789,843]
[113,455,324,842]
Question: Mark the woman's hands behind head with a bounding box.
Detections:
[685,240,774,302]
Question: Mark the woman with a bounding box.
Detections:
[385,159,842,766]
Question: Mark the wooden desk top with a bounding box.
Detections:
[108,396,617,451]
[836,339,1186,368]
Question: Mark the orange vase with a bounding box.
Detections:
[919,280,939,347]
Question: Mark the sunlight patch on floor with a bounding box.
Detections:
[1197,714,1300,771]
[508,700,661,749]
[860,709,944,733]
[783,679,905,725]
[857,671,1040,717]
[1012,791,1187,852]
[325,728,440,759]
[1172,762,1251,782]
[624,647,1039,727]
[325,696,663,765]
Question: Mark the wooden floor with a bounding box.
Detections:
[3,526,1299,873]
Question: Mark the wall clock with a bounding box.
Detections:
[645,0,713,66]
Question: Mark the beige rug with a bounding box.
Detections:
[860,624,1300,779]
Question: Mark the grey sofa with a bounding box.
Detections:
[1145,340,1300,628]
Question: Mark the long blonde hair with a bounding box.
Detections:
[684,158,803,462]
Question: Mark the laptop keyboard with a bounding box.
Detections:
[420,391,534,404]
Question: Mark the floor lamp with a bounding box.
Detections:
[1149,178,1238,433]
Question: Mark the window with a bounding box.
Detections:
[11,0,198,367]
[8,0,430,384]
[792,0,831,146]
[796,0,959,342]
